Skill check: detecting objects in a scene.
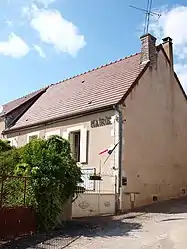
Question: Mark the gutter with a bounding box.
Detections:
[113,105,123,213]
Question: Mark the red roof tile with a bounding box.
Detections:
[8,53,147,130]
[0,88,47,117]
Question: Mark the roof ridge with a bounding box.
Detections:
[50,52,141,87]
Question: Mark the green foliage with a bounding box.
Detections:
[0,149,20,176]
[2,178,24,206]
[19,135,82,231]
[0,140,27,207]
[0,140,12,152]
[0,140,21,176]
[0,136,81,231]
[0,176,35,207]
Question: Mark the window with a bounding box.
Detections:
[28,135,38,142]
[27,131,40,143]
[70,131,80,162]
[8,137,18,147]
[66,126,88,163]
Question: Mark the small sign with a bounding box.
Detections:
[91,116,112,128]
[89,175,102,181]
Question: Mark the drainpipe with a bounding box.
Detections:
[113,105,123,213]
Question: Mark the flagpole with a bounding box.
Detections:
[101,141,120,168]
[98,159,101,215]
[99,159,101,175]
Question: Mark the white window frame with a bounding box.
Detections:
[67,125,84,133]
[8,137,18,147]
[27,131,40,143]
[67,126,83,163]
[69,130,81,163]
[45,130,60,139]
[65,125,88,163]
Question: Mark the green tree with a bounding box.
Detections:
[0,140,24,207]
[19,135,82,231]
[0,140,20,175]
[0,140,12,152]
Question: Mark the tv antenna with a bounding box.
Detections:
[130,0,161,34]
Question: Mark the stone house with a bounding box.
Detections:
[1,33,187,216]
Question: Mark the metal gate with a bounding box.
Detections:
[72,169,117,218]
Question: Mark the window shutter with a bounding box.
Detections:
[62,132,69,140]
[80,128,88,163]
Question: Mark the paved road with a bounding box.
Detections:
[69,197,187,249]
[2,197,187,249]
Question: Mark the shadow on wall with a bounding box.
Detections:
[0,216,142,249]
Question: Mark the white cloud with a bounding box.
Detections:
[0,33,29,58]
[33,44,46,58]
[35,0,56,7]
[27,6,86,56]
[149,5,187,92]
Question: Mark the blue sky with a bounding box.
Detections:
[0,0,187,104]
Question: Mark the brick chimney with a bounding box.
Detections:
[162,37,173,69]
[140,33,157,66]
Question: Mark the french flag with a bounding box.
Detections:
[98,142,119,155]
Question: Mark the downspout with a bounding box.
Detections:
[113,105,123,213]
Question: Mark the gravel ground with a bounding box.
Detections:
[2,197,187,249]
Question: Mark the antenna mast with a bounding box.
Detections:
[130,0,161,34]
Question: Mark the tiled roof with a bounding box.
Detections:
[8,52,148,130]
[0,88,47,117]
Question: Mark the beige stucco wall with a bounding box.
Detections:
[122,50,187,210]
[72,193,116,217]
[6,110,119,176]
[0,119,5,140]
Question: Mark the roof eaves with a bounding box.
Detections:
[3,104,114,135]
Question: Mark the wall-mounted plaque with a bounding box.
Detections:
[91,116,112,128]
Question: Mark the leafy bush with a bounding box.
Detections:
[0,140,25,206]
[18,135,82,231]
[0,139,21,176]
[0,136,81,230]
[0,140,12,152]
[0,148,21,176]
